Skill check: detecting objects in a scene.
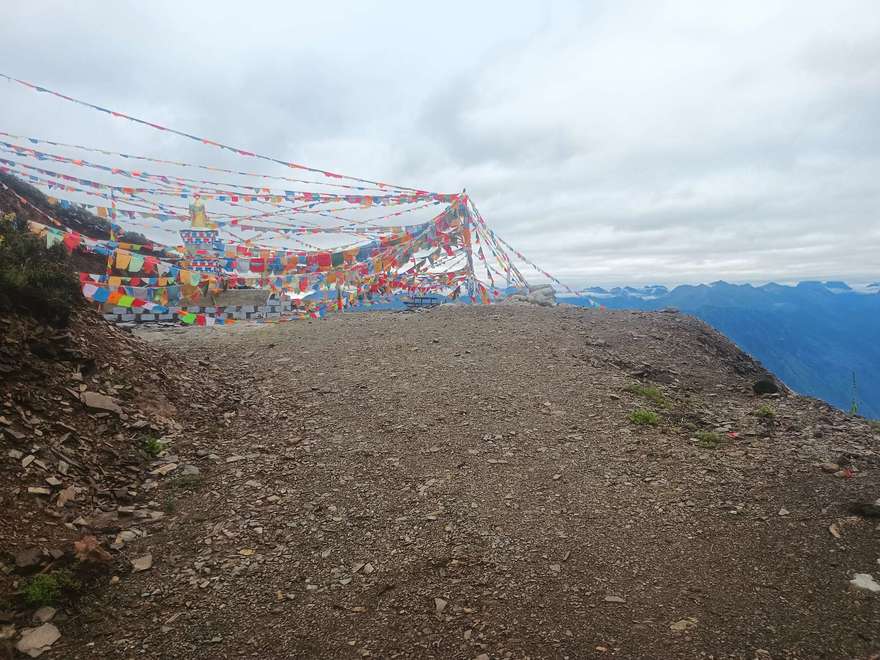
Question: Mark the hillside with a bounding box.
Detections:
[0,171,149,246]
[0,205,239,657]
[568,282,880,419]
[0,171,159,276]
[13,305,873,659]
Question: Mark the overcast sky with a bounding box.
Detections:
[1,0,879,287]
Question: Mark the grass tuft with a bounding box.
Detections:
[142,436,164,458]
[755,404,775,419]
[625,383,668,407]
[168,474,203,491]
[694,430,722,449]
[629,409,660,426]
[22,570,79,607]
[162,496,177,514]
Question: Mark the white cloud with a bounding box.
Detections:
[1,0,878,286]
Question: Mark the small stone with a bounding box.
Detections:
[239,548,255,557]
[45,477,61,487]
[14,547,43,569]
[150,463,178,476]
[434,597,447,615]
[27,487,51,496]
[816,462,840,473]
[363,563,375,574]
[179,464,200,477]
[55,486,76,509]
[15,623,60,657]
[778,507,790,516]
[80,391,122,414]
[22,455,35,468]
[604,595,625,603]
[131,553,153,572]
[670,617,698,631]
[850,499,880,518]
[2,427,26,442]
[752,377,779,395]
[111,530,138,549]
[7,449,23,460]
[849,573,880,593]
[32,607,56,624]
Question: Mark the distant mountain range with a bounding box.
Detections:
[562,281,880,419]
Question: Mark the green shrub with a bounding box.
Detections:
[0,212,79,327]
[142,436,164,457]
[694,430,722,449]
[755,404,775,419]
[625,383,668,407]
[629,409,660,426]
[22,570,79,607]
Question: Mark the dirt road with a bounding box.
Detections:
[60,306,880,659]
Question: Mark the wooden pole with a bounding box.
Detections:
[462,191,475,299]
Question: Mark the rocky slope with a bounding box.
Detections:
[0,307,238,657]
[18,305,876,659]
[567,281,880,418]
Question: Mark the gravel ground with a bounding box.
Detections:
[55,305,879,659]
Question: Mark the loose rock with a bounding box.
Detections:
[131,553,153,572]
[849,573,880,593]
[15,623,61,658]
[79,391,122,414]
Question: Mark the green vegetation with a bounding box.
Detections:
[162,494,177,515]
[849,372,859,415]
[625,383,668,407]
[629,409,660,426]
[0,171,148,244]
[0,212,79,327]
[22,570,79,607]
[694,430,722,449]
[142,436,164,457]
[168,474,203,491]
[755,403,775,419]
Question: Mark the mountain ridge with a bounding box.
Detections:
[563,280,880,418]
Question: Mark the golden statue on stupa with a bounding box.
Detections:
[188,195,216,229]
